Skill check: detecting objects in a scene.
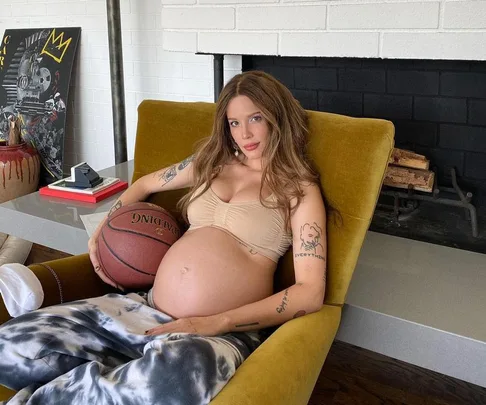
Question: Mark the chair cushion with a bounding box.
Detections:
[133,101,394,306]
[0,385,15,402]
[211,304,342,405]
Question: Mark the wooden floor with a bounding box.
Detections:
[25,244,486,405]
[312,341,486,405]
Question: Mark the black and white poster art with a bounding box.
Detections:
[0,27,81,185]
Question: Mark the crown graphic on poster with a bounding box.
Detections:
[41,29,72,63]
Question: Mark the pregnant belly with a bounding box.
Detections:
[151,227,276,319]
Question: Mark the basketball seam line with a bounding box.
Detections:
[105,222,174,247]
[100,231,156,277]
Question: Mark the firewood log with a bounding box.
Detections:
[389,148,429,170]
[384,165,435,193]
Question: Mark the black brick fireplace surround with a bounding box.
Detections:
[243,56,486,253]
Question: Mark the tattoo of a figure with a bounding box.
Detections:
[109,200,122,217]
[299,222,324,255]
[276,289,289,314]
[235,322,260,328]
[178,154,194,171]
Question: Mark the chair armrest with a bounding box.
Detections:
[0,254,115,325]
[210,304,342,405]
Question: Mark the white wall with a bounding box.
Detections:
[0,0,240,174]
[162,0,486,61]
[5,0,484,174]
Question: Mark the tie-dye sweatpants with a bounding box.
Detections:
[0,292,261,405]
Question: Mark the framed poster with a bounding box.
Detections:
[0,27,81,185]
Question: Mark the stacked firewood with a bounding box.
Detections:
[384,148,435,193]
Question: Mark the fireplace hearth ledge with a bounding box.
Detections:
[337,231,486,388]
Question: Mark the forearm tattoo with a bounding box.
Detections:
[276,288,289,314]
[235,322,260,328]
[108,200,122,217]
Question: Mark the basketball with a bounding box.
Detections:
[97,202,181,289]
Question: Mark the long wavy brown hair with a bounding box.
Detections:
[177,70,319,230]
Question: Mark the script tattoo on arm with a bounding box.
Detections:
[276,288,289,314]
[295,252,326,260]
[108,200,122,217]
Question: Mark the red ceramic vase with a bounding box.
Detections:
[0,141,40,204]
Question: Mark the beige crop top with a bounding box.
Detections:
[187,185,292,262]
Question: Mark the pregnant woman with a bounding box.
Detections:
[0,71,327,405]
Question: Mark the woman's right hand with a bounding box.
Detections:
[88,234,123,290]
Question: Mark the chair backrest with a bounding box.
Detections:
[133,100,394,306]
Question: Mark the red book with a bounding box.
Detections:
[39,181,128,203]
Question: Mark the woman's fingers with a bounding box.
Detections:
[93,264,116,287]
[88,237,124,291]
[145,325,169,335]
[88,237,101,268]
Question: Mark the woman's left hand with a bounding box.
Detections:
[145,315,229,337]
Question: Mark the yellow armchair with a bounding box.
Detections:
[0,100,394,404]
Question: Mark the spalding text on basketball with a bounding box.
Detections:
[131,213,180,237]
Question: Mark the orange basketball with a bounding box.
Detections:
[97,202,181,289]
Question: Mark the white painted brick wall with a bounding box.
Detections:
[161,7,235,30]
[237,6,326,30]
[161,0,486,62]
[280,32,380,58]
[0,0,235,175]
[382,32,486,60]
[5,0,484,178]
[444,1,486,29]
[328,3,439,30]
[199,32,278,55]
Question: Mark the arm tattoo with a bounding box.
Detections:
[298,221,325,257]
[276,288,289,314]
[108,200,122,217]
[295,252,326,260]
[178,154,194,171]
[293,310,306,319]
[235,322,260,328]
[155,155,193,187]
[158,165,177,185]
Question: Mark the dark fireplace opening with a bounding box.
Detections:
[243,56,486,254]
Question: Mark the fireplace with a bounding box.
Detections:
[243,56,486,254]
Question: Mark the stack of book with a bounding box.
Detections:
[39,176,128,203]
